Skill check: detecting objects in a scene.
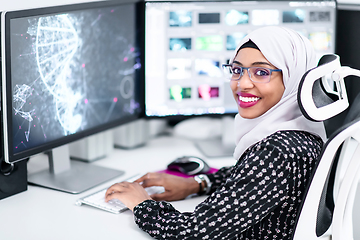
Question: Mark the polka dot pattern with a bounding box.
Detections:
[133,131,323,239]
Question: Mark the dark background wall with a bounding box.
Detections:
[336,7,360,103]
[324,6,360,136]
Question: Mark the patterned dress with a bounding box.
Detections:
[133,130,323,240]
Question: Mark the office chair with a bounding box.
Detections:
[292,54,360,240]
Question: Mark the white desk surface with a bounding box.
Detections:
[0,135,236,240]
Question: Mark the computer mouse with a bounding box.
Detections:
[167,156,210,175]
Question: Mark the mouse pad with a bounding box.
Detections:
[157,168,218,178]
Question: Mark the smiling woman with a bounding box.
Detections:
[232,27,327,160]
[105,26,328,240]
[229,46,285,119]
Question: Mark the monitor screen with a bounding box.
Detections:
[145,0,336,118]
[1,0,145,163]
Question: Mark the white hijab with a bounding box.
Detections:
[233,26,327,160]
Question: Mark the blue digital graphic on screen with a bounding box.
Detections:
[283,9,305,23]
[226,32,246,50]
[169,38,192,51]
[169,11,192,27]
[10,5,142,153]
[195,59,222,77]
[225,10,248,25]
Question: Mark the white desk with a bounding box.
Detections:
[0,136,236,240]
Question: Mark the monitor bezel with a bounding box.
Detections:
[1,0,146,164]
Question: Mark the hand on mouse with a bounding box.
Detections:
[134,172,199,202]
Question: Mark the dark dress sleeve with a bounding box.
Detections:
[205,166,233,194]
[133,138,294,240]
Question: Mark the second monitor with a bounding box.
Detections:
[145,0,337,119]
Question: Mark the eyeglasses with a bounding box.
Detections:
[222,64,282,83]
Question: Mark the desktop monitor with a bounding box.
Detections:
[1,0,145,193]
[144,0,336,156]
[145,0,336,118]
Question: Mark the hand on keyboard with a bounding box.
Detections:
[106,186,165,213]
[76,176,165,214]
[105,180,166,211]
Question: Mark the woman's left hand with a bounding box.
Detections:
[105,181,152,211]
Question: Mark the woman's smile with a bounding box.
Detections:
[238,92,261,108]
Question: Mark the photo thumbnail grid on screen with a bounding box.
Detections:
[145,1,336,117]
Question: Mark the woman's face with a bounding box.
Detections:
[230,47,285,119]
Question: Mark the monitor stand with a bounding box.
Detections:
[28,144,124,194]
[195,116,236,158]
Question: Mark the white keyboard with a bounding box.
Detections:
[76,174,165,214]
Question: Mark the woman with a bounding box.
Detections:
[105,26,327,239]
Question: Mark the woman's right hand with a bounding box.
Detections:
[134,172,199,202]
